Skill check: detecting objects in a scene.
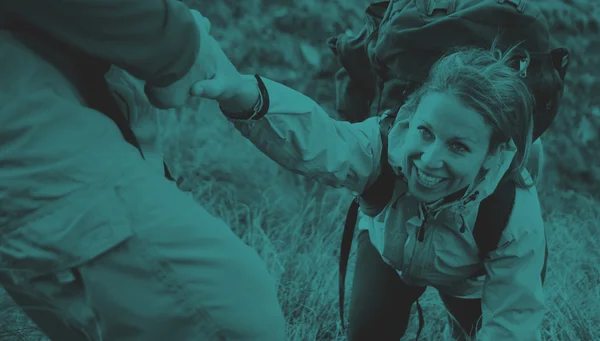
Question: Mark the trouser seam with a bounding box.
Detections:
[132,237,228,341]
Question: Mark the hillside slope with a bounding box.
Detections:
[0,1,598,340]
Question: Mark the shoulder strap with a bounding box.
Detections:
[338,111,396,329]
[472,179,516,269]
[360,112,397,207]
[338,195,359,330]
[83,71,145,158]
[83,69,175,181]
[473,179,550,284]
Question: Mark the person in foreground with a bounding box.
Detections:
[192,44,548,340]
[0,1,285,340]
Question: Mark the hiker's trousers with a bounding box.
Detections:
[1,172,286,341]
[0,108,285,340]
[348,230,482,341]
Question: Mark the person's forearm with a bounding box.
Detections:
[1,0,199,87]
[224,77,382,194]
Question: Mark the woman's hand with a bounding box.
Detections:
[189,44,259,115]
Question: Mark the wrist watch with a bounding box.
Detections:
[221,74,270,120]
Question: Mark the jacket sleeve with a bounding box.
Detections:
[477,208,547,341]
[1,0,199,87]
[227,77,382,194]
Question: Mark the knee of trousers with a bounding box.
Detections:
[202,246,287,341]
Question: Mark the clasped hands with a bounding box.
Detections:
[144,9,259,115]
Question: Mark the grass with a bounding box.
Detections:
[2,108,599,340]
[159,107,600,341]
[2,0,600,340]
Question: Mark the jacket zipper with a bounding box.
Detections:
[376,76,385,114]
[417,214,428,242]
[418,205,430,242]
[404,233,420,279]
[404,206,429,279]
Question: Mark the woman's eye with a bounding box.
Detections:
[417,126,433,139]
[452,143,469,153]
[417,126,469,153]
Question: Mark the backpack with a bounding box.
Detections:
[329,0,566,335]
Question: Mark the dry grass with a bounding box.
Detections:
[2,57,599,341]
[158,105,600,341]
[2,0,599,340]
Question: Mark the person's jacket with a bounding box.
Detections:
[0,0,206,284]
[226,77,547,341]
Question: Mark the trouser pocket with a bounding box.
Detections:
[2,267,104,341]
[0,185,135,341]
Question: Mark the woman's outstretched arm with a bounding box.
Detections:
[225,76,383,194]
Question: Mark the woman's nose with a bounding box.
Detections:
[420,143,445,168]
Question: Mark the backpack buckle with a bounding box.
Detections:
[518,53,530,78]
[425,0,457,16]
[496,0,526,12]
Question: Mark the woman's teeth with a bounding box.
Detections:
[416,168,447,188]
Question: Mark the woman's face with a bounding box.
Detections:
[398,91,495,203]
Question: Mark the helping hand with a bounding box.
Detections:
[190,54,260,115]
[144,9,216,110]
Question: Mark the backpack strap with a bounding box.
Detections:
[338,196,359,330]
[474,179,517,261]
[83,68,175,181]
[471,179,516,277]
[472,179,549,283]
[360,112,397,207]
[83,71,146,159]
[338,112,396,330]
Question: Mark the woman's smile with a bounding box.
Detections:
[412,162,450,190]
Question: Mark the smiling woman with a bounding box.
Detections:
[350,45,543,341]
[191,38,548,340]
[399,91,496,203]
[387,43,536,205]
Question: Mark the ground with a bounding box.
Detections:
[1,0,599,340]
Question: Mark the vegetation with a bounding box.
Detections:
[1,0,598,340]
